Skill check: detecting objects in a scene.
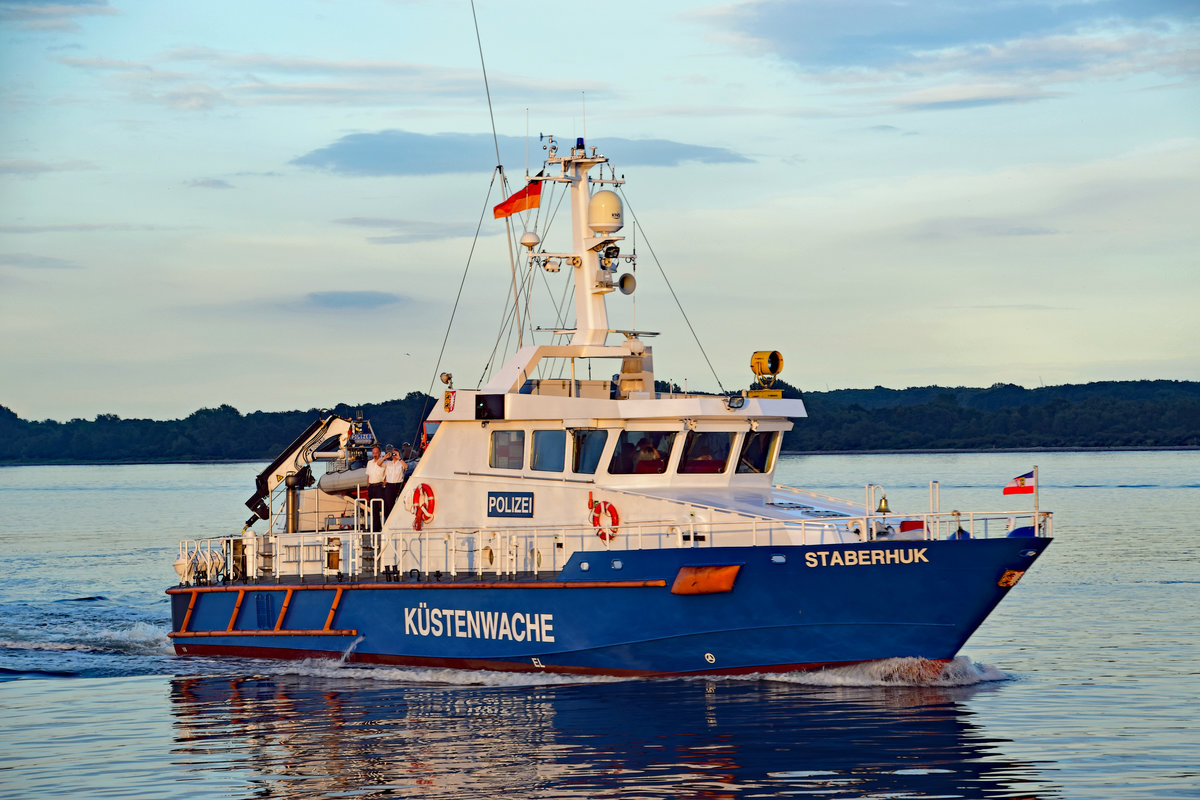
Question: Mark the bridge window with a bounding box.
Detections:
[531,429,566,472]
[736,431,778,473]
[489,430,525,469]
[678,431,733,473]
[608,430,676,475]
[572,429,608,474]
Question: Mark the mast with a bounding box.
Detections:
[553,138,621,347]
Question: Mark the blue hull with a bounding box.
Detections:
[169,538,1049,676]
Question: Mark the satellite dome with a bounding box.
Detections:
[588,190,623,233]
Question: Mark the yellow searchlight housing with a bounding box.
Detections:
[749,350,784,398]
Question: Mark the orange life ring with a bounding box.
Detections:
[412,483,436,530]
[592,500,619,541]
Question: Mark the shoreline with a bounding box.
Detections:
[782,445,1200,456]
[2,444,1196,467]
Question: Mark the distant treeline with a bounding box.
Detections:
[773,380,1200,451]
[1,380,1197,464]
[0,393,435,464]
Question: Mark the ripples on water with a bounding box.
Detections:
[5,656,1047,800]
[2,452,1198,798]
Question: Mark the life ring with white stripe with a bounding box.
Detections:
[412,483,435,530]
[592,501,619,541]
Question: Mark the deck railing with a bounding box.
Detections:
[175,506,1050,586]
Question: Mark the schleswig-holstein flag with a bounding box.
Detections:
[1003,470,1036,495]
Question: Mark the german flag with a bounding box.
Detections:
[493,178,542,219]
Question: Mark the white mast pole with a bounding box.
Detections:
[566,148,610,346]
[1034,464,1041,532]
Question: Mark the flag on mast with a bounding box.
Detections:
[493,178,542,219]
[1003,470,1036,495]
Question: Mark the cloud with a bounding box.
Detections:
[300,291,406,310]
[715,0,1198,69]
[57,47,588,110]
[0,158,96,175]
[0,223,171,233]
[706,0,1200,105]
[912,216,1059,239]
[333,217,491,244]
[891,83,1057,111]
[0,252,83,269]
[185,178,233,189]
[967,304,1064,311]
[156,85,223,111]
[596,137,753,166]
[0,0,117,32]
[293,130,751,176]
[293,131,499,176]
[56,55,145,71]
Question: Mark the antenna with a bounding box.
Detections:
[470,0,521,347]
[582,91,586,143]
[470,0,501,168]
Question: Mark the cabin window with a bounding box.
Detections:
[489,430,525,469]
[678,431,733,474]
[736,431,778,473]
[572,429,608,474]
[531,429,566,472]
[608,430,677,475]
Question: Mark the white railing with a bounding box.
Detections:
[174,507,1049,585]
[265,472,383,535]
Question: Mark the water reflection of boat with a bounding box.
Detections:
[168,672,1059,798]
[167,134,1052,676]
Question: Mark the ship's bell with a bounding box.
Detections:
[876,495,891,514]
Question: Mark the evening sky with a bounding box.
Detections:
[1,0,1197,420]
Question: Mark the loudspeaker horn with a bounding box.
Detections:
[618,273,637,295]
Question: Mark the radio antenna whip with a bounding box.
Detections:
[471,0,522,347]
[471,0,501,168]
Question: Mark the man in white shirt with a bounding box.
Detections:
[365,445,386,531]
[382,446,407,521]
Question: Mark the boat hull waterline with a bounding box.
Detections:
[170,538,1048,676]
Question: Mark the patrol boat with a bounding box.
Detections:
[168,137,1052,676]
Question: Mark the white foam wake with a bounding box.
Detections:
[1,640,104,653]
[1,621,173,656]
[759,656,1009,687]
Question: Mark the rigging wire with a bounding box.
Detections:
[471,0,523,349]
[618,188,728,394]
[471,0,501,168]
[477,271,519,386]
[412,169,502,444]
[414,2,515,443]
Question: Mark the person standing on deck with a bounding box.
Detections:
[382,446,407,522]
[365,445,386,531]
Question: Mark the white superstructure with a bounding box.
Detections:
[175,137,1047,586]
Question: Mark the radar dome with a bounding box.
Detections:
[588,190,623,233]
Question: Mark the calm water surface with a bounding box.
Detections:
[1,451,1197,799]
